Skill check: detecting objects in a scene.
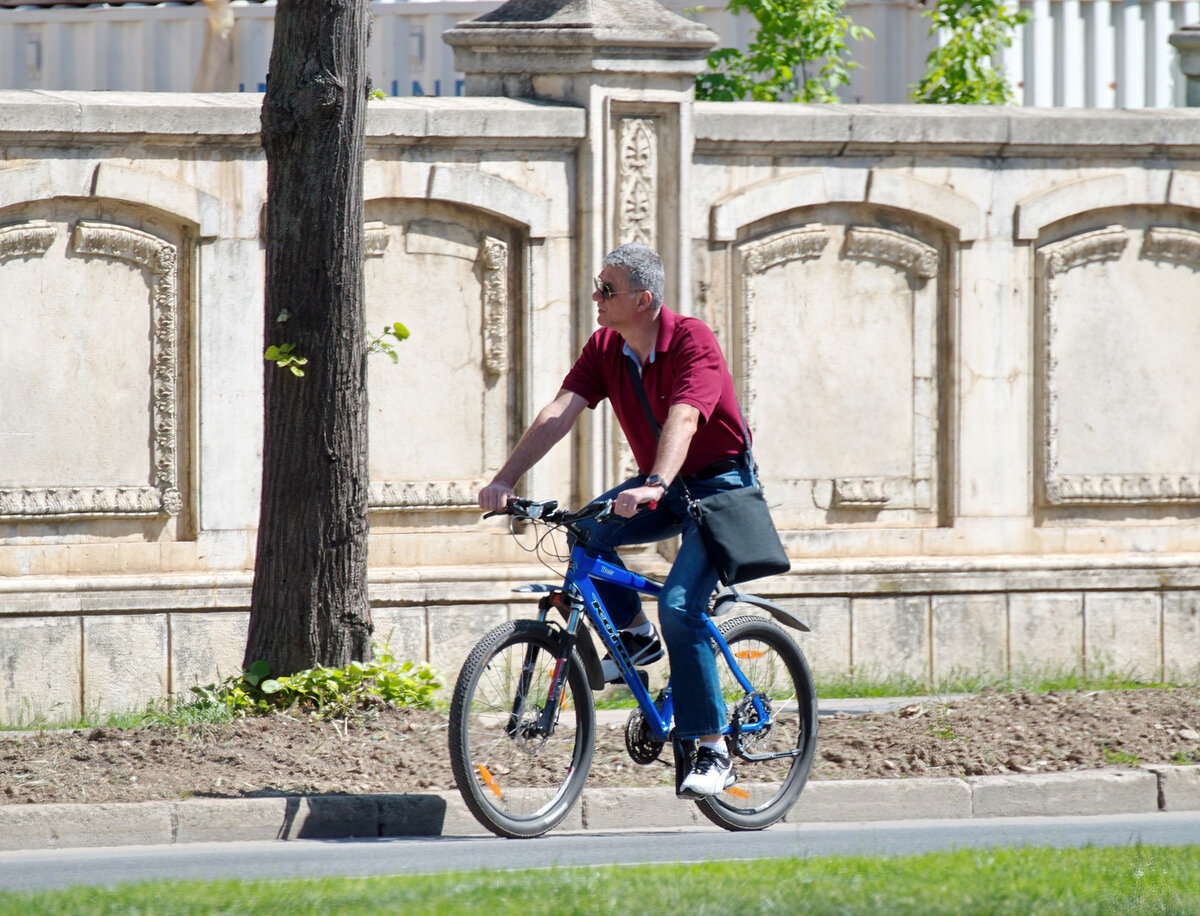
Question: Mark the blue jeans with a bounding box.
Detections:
[571,466,754,740]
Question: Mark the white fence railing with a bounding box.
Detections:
[2,0,1197,106]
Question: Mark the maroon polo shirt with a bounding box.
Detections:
[561,306,749,478]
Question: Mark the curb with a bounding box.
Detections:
[0,765,1197,850]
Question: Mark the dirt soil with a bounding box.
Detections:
[2,688,1198,806]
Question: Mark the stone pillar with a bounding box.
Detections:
[1170,24,1200,107]
[445,0,717,496]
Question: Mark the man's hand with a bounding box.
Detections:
[479,481,516,512]
[613,484,666,518]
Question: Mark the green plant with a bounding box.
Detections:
[366,321,410,363]
[188,645,441,720]
[264,342,308,377]
[1102,747,1142,766]
[695,0,872,103]
[910,0,1030,104]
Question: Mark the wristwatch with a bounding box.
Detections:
[644,474,668,491]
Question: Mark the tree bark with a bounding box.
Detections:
[245,0,373,673]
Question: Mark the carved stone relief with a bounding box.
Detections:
[0,221,57,262]
[612,117,659,483]
[1040,225,1200,505]
[0,220,182,519]
[617,117,657,249]
[845,226,938,280]
[480,236,509,381]
[1142,226,1200,268]
[737,223,939,518]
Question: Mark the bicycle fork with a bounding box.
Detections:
[506,598,583,738]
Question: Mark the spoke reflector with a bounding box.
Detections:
[734,650,765,660]
[477,765,503,799]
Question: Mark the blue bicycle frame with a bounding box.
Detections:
[542,546,773,748]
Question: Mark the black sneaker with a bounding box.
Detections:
[678,745,736,798]
[600,627,664,683]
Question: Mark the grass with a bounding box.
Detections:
[3,664,1194,732]
[1,846,1198,915]
[816,666,1187,700]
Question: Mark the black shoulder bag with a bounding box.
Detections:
[624,359,790,586]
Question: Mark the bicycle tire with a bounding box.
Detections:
[448,619,596,838]
[695,614,818,831]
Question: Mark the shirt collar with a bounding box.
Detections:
[621,306,676,368]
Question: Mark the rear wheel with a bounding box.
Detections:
[448,619,595,838]
[696,614,818,831]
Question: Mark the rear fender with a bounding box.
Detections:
[711,587,811,632]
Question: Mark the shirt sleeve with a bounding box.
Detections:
[560,331,609,410]
[666,319,725,422]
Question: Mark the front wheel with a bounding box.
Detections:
[696,614,818,831]
[448,619,595,838]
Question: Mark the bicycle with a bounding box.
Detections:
[448,497,819,838]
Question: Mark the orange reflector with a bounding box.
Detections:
[724,785,751,799]
[734,650,765,660]
[477,765,503,799]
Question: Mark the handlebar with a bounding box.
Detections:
[484,497,614,530]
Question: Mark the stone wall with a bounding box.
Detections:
[2,81,1200,720]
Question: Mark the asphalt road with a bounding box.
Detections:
[1,812,1198,892]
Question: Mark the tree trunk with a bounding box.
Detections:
[245,0,373,674]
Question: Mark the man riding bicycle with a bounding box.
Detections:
[478,242,759,798]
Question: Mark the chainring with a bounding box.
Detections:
[624,707,665,765]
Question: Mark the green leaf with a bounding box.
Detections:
[391,322,410,341]
[245,660,270,686]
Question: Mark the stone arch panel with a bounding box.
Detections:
[1036,209,1200,508]
[363,197,525,513]
[719,202,949,529]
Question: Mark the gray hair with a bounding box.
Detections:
[603,243,665,309]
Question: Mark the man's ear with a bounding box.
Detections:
[636,290,653,313]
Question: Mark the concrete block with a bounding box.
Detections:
[1163,593,1200,682]
[0,802,172,850]
[371,606,428,666]
[1008,593,1084,674]
[582,787,699,830]
[851,596,930,682]
[274,795,381,840]
[377,792,456,836]
[170,611,250,694]
[174,798,292,844]
[83,614,168,716]
[790,597,851,681]
[1084,593,1161,679]
[0,616,81,726]
[969,768,1158,817]
[931,594,1007,680]
[1146,766,1200,812]
[426,604,508,684]
[789,777,972,822]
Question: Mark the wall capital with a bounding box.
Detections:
[443,0,717,103]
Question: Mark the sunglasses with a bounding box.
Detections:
[593,277,646,301]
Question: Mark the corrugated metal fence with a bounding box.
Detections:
[1,0,1196,106]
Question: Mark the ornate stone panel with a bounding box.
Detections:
[616,117,657,249]
[0,221,57,261]
[1039,225,1200,505]
[0,219,182,519]
[736,223,939,522]
[363,210,515,511]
